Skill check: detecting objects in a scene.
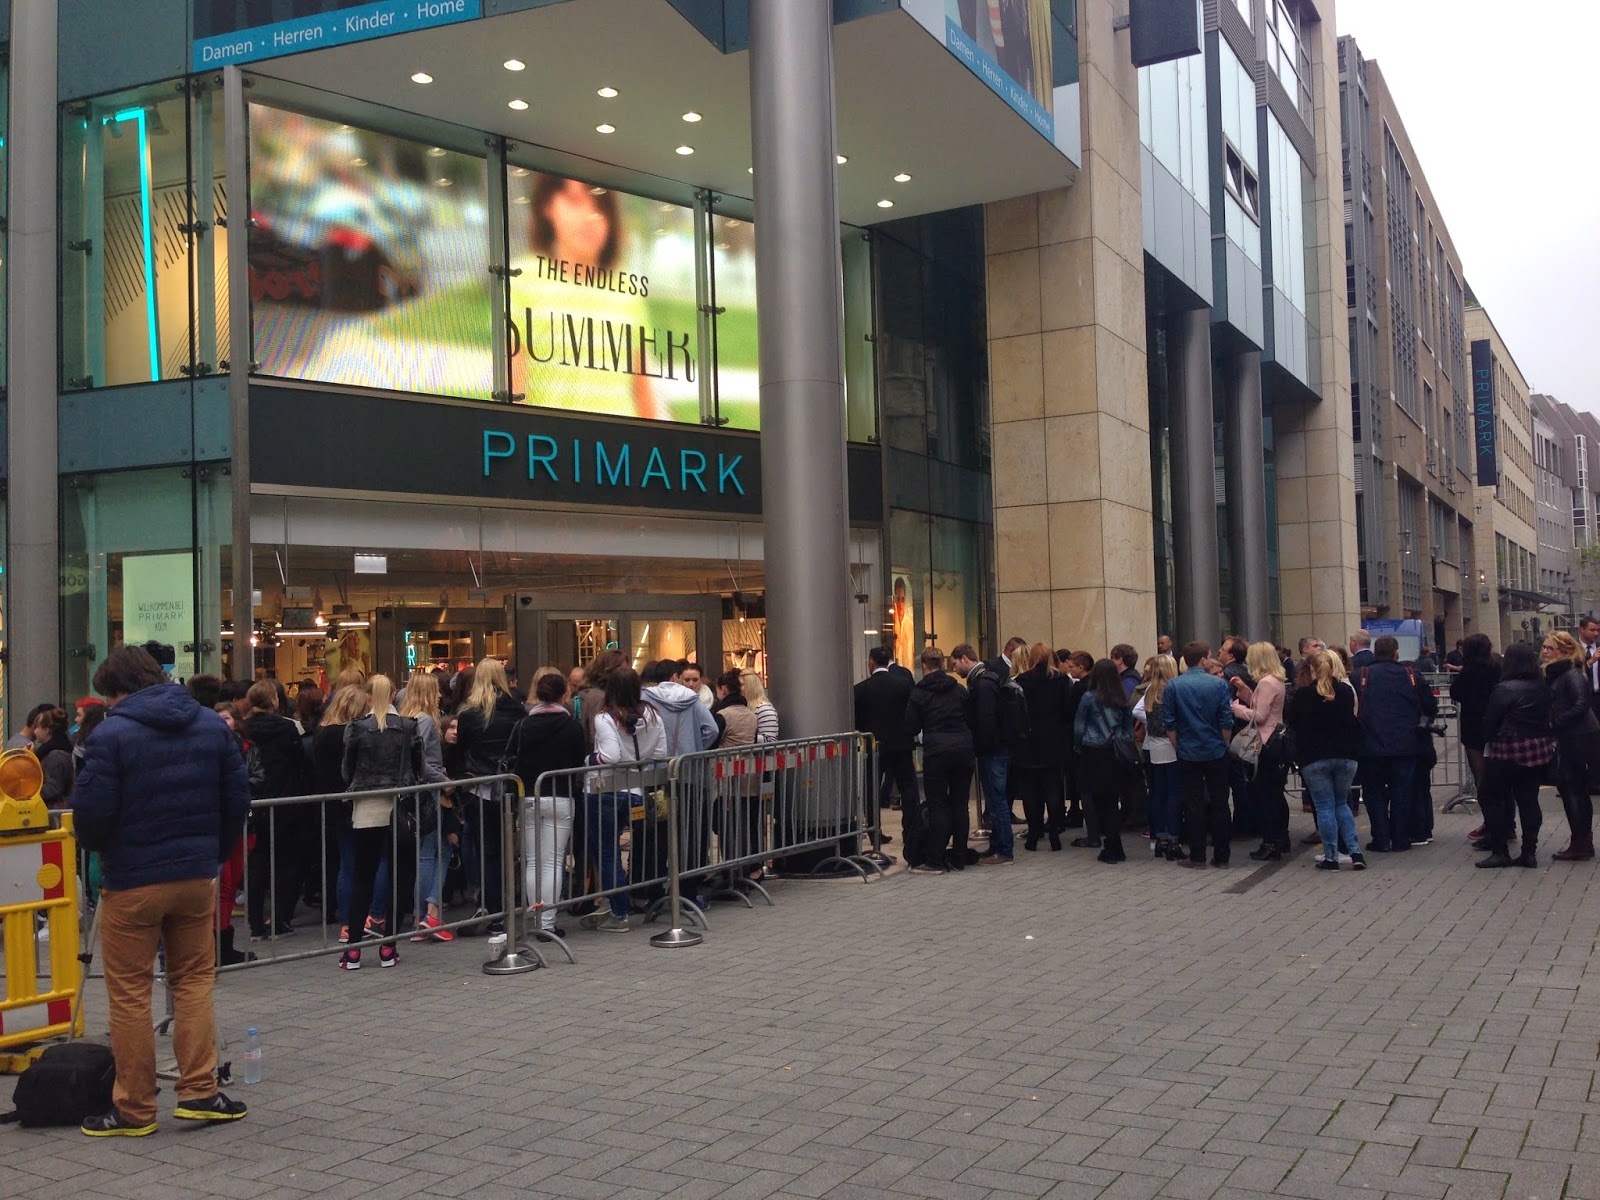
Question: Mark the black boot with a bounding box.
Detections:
[1024,833,1040,852]
[1517,836,1538,868]
[1475,849,1514,869]
[1048,831,1062,851]
[218,928,256,966]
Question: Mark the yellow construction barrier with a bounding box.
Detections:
[0,749,83,1072]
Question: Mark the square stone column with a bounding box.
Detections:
[1273,4,1362,643]
[985,0,1154,656]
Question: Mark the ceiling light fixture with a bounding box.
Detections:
[427,146,446,157]
[597,86,618,98]
[682,111,702,123]
[837,155,848,165]
[675,145,695,156]
[596,123,615,134]
[437,177,454,187]
[503,58,526,71]
[894,172,912,183]
[349,156,367,167]
[876,199,894,208]
[410,71,433,84]
[508,98,529,111]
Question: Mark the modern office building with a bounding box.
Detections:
[1338,36,1478,656]
[4,0,1364,726]
[1465,303,1543,647]
[1531,396,1574,627]
[989,0,1358,651]
[1535,394,1600,618]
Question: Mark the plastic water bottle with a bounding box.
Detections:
[242,1028,263,1084]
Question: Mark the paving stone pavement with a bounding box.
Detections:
[5,797,1600,1200]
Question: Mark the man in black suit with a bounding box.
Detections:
[855,646,917,861]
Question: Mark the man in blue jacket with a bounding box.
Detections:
[1354,635,1438,852]
[1165,641,1236,868]
[72,646,253,1137]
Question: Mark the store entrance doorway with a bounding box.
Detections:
[508,592,724,687]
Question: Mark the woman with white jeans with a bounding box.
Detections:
[507,673,589,935]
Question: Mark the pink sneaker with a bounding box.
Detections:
[412,914,454,943]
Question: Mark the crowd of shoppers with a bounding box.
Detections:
[859,623,1600,877]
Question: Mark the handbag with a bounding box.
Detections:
[1101,704,1141,771]
[1229,721,1264,767]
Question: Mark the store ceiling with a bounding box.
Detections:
[253,0,1076,226]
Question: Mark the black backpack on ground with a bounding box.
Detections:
[2,1041,116,1127]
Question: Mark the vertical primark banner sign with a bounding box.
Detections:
[193,0,480,69]
[1472,339,1498,487]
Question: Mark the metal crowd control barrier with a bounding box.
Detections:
[1424,672,1477,813]
[209,733,876,978]
[224,773,533,977]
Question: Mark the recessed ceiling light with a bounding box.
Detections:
[837,155,848,165]
[595,123,615,134]
[410,72,433,84]
[427,146,446,157]
[597,86,618,98]
[747,166,754,174]
[437,177,454,187]
[675,145,695,156]
[876,199,894,208]
[682,111,702,123]
[349,156,367,167]
[503,58,525,71]
[894,172,912,183]
[508,99,529,111]
[514,195,530,205]
[589,186,608,196]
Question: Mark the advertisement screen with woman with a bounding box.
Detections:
[506,173,699,423]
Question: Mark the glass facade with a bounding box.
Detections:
[1217,41,1261,265]
[1263,115,1306,313]
[875,209,992,665]
[1139,49,1210,207]
[61,79,227,390]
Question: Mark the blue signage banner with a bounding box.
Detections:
[1472,339,1497,487]
[193,0,480,70]
[943,16,1054,141]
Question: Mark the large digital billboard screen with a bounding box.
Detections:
[248,106,494,398]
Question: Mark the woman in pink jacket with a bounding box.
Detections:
[1231,641,1290,861]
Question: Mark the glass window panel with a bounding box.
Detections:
[249,105,493,399]
[711,211,758,430]
[61,81,195,389]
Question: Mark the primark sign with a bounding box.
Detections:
[192,0,480,70]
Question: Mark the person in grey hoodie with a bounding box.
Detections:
[641,659,718,755]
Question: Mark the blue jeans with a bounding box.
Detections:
[415,829,444,912]
[583,792,633,918]
[338,825,390,924]
[1302,758,1360,861]
[1361,756,1416,850]
[978,750,1012,857]
[1147,759,1181,840]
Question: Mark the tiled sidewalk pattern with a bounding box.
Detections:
[4,799,1598,1199]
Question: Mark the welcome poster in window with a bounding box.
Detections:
[247,105,494,398]
[505,173,709,425]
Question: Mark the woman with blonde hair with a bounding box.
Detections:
[740,670,780,744]
[1012,642,1071,853]
[398,673,453,940]
[1284,652,1366,869]
[1541,630,1598,860]
[1134,654,1182,859]
[1231,641,1291,861]
[455,658,527,942]
[338,675,423,969]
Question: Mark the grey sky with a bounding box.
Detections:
[1332,0,1600,412]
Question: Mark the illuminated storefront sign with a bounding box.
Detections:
[192,0,480,70]
[250,385,884,522]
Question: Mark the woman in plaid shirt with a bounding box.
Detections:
[1476,642,1556,870]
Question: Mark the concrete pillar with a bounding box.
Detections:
[1167,308,1220,648]
[1223,351,1271,638]
[747,0,852,738]
[6,0,61,711]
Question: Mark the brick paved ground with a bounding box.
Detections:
[5,794,1600,1200]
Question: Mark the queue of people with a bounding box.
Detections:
[857,624,1600,876]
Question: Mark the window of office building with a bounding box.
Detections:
[1265,0,1313,119]
[1264,116,1306,312]
[1140,47,1210,206]
[1218,42,1261,264]
[61,79,227,390]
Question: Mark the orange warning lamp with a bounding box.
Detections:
[0,749,49,834]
